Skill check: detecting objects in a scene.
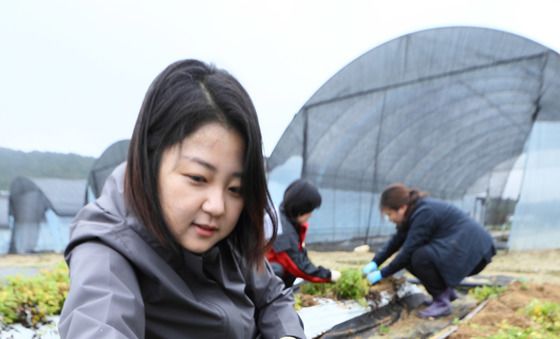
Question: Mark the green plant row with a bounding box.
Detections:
[298,269,369,302]
[469,284,507,302]
[0,261,69,327]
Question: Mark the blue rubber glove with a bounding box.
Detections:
[366,270,382,285]
[362,261,378,275]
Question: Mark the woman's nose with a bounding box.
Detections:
[202,188,225,216]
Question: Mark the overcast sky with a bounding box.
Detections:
[1,0,559,158]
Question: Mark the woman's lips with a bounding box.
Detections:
[193,223,217,237]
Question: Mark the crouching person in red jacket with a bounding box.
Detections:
[267,179,340,287]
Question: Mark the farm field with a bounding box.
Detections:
[1,249,560,338]
[307,249,560,338]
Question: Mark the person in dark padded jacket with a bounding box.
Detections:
[59,59,304,339]
[362,183,495,318]
[267,179,340,287]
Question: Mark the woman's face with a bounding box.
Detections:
[158,122,245,253]
[382,205,407,225]
[296,211,313,225]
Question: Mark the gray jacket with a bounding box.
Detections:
[59,164,305,339]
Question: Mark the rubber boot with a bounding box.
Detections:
[422,287,458,306]
[448,288,458,301]
[418,293,452,318]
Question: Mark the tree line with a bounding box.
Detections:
[0,147,94,191]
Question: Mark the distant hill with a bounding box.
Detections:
[0,147,95,191]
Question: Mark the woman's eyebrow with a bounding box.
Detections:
[182,155,243,178]
[183,155,216,172]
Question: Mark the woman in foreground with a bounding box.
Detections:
[59,59,305,339]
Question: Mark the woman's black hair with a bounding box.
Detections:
[281,179,322,224]
[124,59,275,269]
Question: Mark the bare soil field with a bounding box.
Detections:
[308,249,560,338]
[451,281,560,338]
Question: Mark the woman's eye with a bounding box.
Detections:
[187,175,206,183]
[229,186,242,195]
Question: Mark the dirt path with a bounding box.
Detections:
[0,253,63,280]
[0,253,63,267]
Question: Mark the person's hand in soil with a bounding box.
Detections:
[366,270,382,284]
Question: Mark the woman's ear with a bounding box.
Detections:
[398,204,408,216]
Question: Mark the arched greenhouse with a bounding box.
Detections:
[0,193,10,254]
[267,26,560,250]
[85,139,129,204]
[8,177,85,253]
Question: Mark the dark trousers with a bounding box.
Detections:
[407,246,489,297]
